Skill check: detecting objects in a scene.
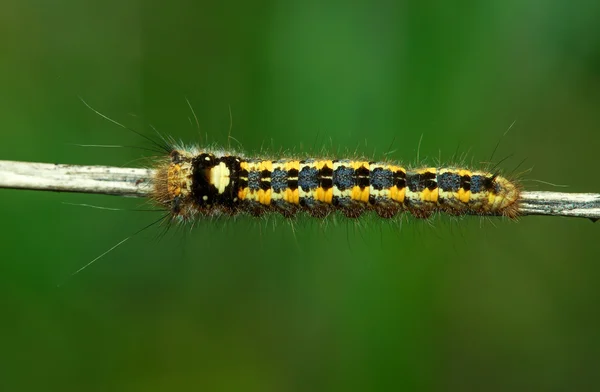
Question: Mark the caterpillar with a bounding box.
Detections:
[152,145,521,221]
[74,98,521,222]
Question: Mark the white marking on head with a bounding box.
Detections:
[210,162,231,194]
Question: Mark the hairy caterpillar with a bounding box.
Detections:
[152,145,521,222]
[72,97,521,222]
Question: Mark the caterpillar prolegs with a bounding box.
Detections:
[152,146,521,221]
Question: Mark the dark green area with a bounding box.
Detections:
[1,1,599,390]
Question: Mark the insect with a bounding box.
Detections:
[151,145,521,223]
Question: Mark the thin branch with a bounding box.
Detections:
[518,191,599,221]
[0,160,154,197]
[0,160,598,221]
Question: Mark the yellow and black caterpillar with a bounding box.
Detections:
[152,146,521,221]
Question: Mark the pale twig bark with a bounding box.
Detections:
[0,160,154,197]
[0,160,598,221]
[518,191,599,221]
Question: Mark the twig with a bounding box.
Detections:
[0,160,598,221]
[518,191,599,221]
[0,160,154,197]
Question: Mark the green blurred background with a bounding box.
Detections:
[1,0,599,390]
